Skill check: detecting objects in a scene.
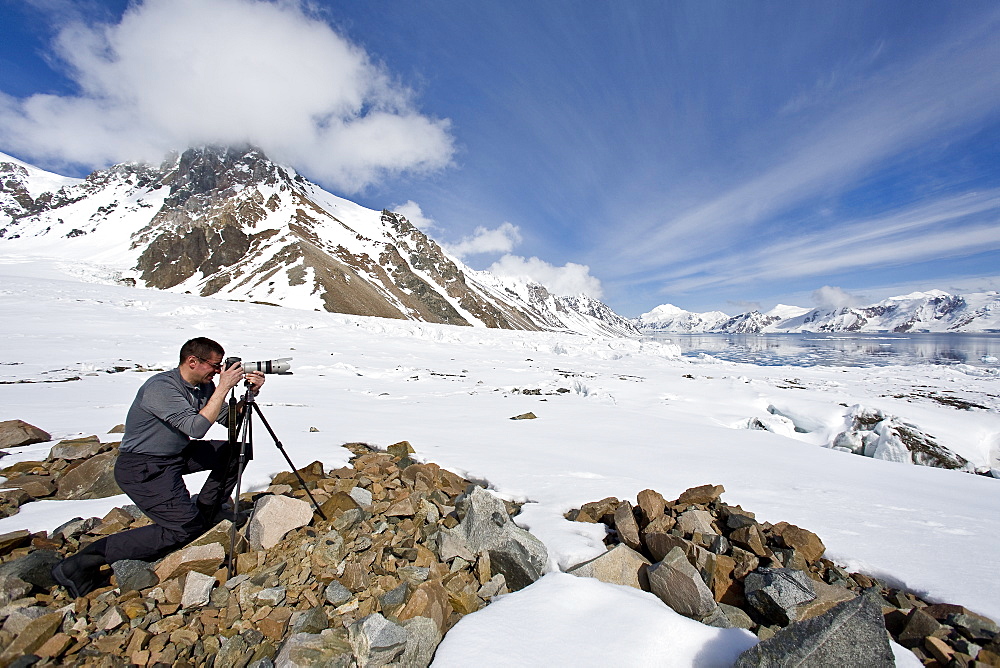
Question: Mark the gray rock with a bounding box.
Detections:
[50,517,98,540]
[248,495,314,550]
[744,567,817,625]
[399,616,442,668]
[0,574,31,606]
[256,586,287,607]
[348,613,407,667]
[1,605,51,634]
[438,487,547,591]
[566,543,650,590]
[274,631,353,668]
[0,549,60,589]
[719,603,755,630]
[47,438,103,461]
[324,581,353,606]
[291,607,329,635]
[647,546,718,618]
[111,559,159,592]
[676,509,717,536]
[216,633,250,668]
[733,592,895,667]
[349,486,373,508]
[181,571,216,608]
[0,421,50,449]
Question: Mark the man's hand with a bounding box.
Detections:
[216,361,246,393]
[246,371,265,395]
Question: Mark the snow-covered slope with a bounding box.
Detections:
[638,292,1000,333]
[0,147,637,337]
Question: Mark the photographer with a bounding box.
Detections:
[52,337,265,598]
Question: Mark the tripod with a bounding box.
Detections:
[223,382,327,578]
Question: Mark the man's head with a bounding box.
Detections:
[179,337,225,385]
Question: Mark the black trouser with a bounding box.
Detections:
[99,440,241,563]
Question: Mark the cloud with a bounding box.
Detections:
[447,222,522,258]
[812,286,862,310]
[393,200,438,232]
[0,0,455,192]
[488,255,603,299]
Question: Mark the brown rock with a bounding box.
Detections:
[397,580,453,633]
[898,608,944,648]
[47,436,104,461]
[730,524,769,557]
[385,494,416,517]
[566,544,651,590]
[645,532,690,563]
[709,554,737,602]
[0,529,31,555]
[259,607,293,640]
[731,547,759,580]
[0,611,63,662]
[775,523,826,564]
[35,632,73,659]
[154,542,225,581]
[0,420,51,448]
[794,580,856,621]
[677,484,725,506]
[924,636,955,665]
[54,450,122,499]
[319,492,362,518]
[676,509,717,536]
[636,489,667,523]
[1,474,55,498]
[614,501,642,550]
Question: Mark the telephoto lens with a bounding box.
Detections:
[238,357,292,375]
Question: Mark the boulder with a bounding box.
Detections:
[0,420,50,449]
[566,544,651,590]
[397,580,452,634]
[111,560,159,592]
[274,631,353,668]
[154,542,225,581]
[1,474,55,499]
[613,501,642,549]
[181,571,216,608]
[399,616,443,668]
[744,567,817,625]
[0,549,60,588]
[677,484,725,506]
[676,509,717,536]
[733,593,895,667]
[0,611,63,664]
[647,546,718,619]
[54,450,122,500]
[47,436,103,461]
[635,488,666,523]
[248,494,314,550]
[348,613,407,667]
[438,487,547,591]
[772,522,826,564]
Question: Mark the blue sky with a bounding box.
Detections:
[2,0,999,316]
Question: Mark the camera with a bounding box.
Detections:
[225,356,293,375]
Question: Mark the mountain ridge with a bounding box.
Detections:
[637,291,1000,333]
[0,147,637,337]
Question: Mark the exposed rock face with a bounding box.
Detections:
[1,147,639,337]
[832,405,972,470]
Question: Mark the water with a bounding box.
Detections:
[644,332,1000,368]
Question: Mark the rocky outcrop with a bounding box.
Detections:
[565,485,1000,666]
[0,442,539,666]
[0,420,50,449]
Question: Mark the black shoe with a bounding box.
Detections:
[198,502,250,528]
[51,553,106,598]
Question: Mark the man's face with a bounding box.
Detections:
[190,354,224,385]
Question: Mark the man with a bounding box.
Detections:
[51,337,265,598]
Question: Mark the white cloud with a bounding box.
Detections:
[0,0,455,192]
[811,286,862,310]
[488,255,603,299]
[448,223,523,258]
[393,200,438,232]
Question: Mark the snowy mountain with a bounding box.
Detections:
[638,293,1000,333]
[0,147,637,337]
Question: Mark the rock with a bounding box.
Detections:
[292,607,329,635]
[0,574,32,606]
[397,580,452,634]
[509,412,537,420]
[2,605,52,634]
[730,524,769,557]
[733,593,895,667]
[181,571,216,608]
[635,488,667,523]
[216,633,251,668]
[719,602,755,629]
[154,542,225,581]
[0,611,63,664]
[274,631,353,667]
[0,549,59,589]
[772,522,826,564]
[566,544,651,590]
[898,608,944,648]
[677,484,725,506]
[111,559,159,592]
[349,487,373,508]
[54,450,122,499]
[613,501,642,550]
[1,474,55,499]
[248,495,314,550]
[47,436,104,461]
[319,492,362,519]
[0,420,50,449]
[440,487,547,592]
[794,579,857,621]
[324,581,353,606]
[399,616,442,668]
[744,567,817,626]
[647,547,718,618]
[348,613,407,667]
[676,509,717,536]
[644,532,691,563]
[256,586,287,607]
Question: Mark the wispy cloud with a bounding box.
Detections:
[612,8,1000,271]
[0,0,455,192]
[488,255,604,299]
[447,222,523,259]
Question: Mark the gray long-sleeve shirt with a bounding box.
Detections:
[120,367,229,456]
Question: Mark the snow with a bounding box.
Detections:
[1,260,999,664]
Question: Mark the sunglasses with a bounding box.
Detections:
[195,356,224,371]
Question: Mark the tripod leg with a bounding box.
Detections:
[227,396,253,579]
[250,402,327,521]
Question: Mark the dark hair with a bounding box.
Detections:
[179,337,224,365]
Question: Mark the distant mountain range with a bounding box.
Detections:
[0,147,637,337]
[637,291,1000,333]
